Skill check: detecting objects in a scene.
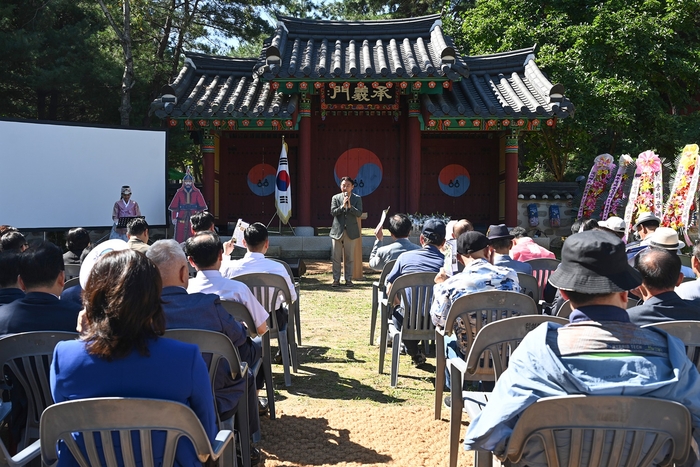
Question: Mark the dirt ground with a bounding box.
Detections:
[255,260,475,467]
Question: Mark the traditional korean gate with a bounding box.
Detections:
[310,112,402,230]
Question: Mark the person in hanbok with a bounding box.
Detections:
[110,185,141,241]
[169,168,208,243]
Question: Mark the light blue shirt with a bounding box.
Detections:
[464,313,700,467]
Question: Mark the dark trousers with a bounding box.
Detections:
[391,306,421,357]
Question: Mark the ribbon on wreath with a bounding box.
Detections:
[622,150,663,242]
[662,144,700,246]
[601,154,634,221]
[577,154,616,220]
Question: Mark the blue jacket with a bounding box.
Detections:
[51,337,217,467]
[0,292,81,335]
[627,291,700,326]
[0,288,24,306]
[161,286,257,418]
[464,305,700,467]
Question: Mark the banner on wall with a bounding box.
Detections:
[275,138,292,223]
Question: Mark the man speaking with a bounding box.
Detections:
[330,176,362,287]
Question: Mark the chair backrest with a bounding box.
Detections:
[516,272,540,303]
[163,329,244,381]
[466,315,568,380]
[62,277,81,292]
[271,258,297,283]
[41,397,232,467]
[63,264,81,280]
[556,300,573,318]
[0,331,79,445]
[525,258,560,301]
[642,320,700,370]
[505,395,691,467]
[444,290,538,382]
[220,301,259,338]
[379,259,397,287]
[234,273,292,333]
[386,272,437,339]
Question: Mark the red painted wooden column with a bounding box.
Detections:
[298,114,311,225]
[201,131,215,213]
[407,116,421,214]
[505,134,519,226]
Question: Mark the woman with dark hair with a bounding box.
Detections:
[50,249,216,467]
[63,228,91,264]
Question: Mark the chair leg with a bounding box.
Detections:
[370,284,379,345]
[294,295,301,346]
[390,332,400,387]
[262,334,275,420]
[449,364,464,467]
[434,332,446,420]
[287,314,299,373]
[378,304,388,374]
[278,329,292,387]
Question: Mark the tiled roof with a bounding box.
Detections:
[422,48,574,118]
[151,53,298,119]
[151,17,573,122]
[255,14,469,81]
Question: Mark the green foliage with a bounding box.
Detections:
[458,0,700,181]
[0,0,121,123]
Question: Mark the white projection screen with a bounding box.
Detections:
[0,119,166,229]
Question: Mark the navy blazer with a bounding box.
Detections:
[0,292,81,335]
[161,286,258,421]
[627,291,700,326]
[0,288,25,306]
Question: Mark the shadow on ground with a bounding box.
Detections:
[259,413,393,466]
[280,346,404,403]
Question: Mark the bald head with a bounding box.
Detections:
[146,239,189,288]
[452,219,474,239]
[635,247,682,293]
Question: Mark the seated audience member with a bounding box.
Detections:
[147,240,263,463]
[0,226,18,237]
[63,228,91,264]
[597,216,626,239]
[464,230,700,465]
[486,224,532,274]
[640,226,696,279]
[51,249,217,467]
[368,214,419,271]
[186,231,269,336]
[0,231,28,253]
[451,219,474,239]
[385,219,446,366]
[626,247,700,325]
[578,218,599,232]
[677,242,700,302]
[190,211,216,233]
[60,239,129,308]
[431,231,520,390]
[626,211,660,254]
[221,223,295,329]
[0,242,81,335]
[126,217,150,253]
[0,252,24,305]
[509,226,556,262]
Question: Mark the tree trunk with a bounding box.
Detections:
[97,0,134,126]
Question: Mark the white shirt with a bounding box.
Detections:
[220,252,297,308]
[187,269,269,329]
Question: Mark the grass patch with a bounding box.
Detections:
[273,261,437,408]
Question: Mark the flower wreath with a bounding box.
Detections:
[577,154,616,220]
[601,154,635,221]
[623,150,663,241]
[662,144,700,244]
